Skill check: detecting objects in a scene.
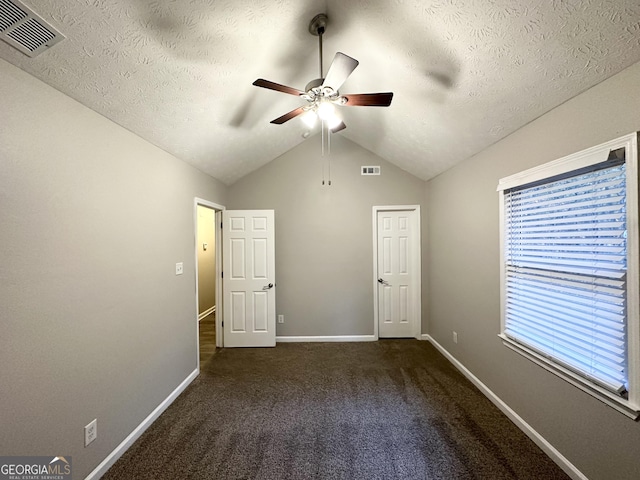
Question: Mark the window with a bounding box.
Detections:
[497,133,639,418]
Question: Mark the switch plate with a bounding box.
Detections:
[85,419,97,447]
[277,315,284,324]
[453,331,458,344]
[175,262,183,275]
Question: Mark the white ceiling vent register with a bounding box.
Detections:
[0,0,64,57]
[361,166,381,175]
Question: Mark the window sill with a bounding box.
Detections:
[499,334,640,420]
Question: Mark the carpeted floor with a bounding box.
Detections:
[103,340,570,479]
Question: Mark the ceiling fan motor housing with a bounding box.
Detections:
[305,78,324,92]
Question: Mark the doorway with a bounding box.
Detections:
[373,205,421,339]
[195,199,224,369]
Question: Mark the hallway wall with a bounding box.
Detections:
[197,205,216,316]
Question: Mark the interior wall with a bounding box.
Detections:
[196,205,216,316]
[0,58,227,479]
[426,60,640,480]
[227,134,427,337]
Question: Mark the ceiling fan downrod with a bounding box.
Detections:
[309,13,328,80]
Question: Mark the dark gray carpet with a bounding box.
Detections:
[103,340,570,479]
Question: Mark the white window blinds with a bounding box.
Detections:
[503,159,628,395]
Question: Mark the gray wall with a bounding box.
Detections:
[227,135,427,337]
[426,60,640,480]
[0,59,227,478]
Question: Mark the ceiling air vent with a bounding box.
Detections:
[0,0,64,57]
[361,166,381,176]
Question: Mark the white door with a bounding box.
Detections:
[223,210,276,347]
[376,209,419,338]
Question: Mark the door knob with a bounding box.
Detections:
[262,283,274,290]
[378,278,390,286]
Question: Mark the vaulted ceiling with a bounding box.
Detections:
[2,0,640,185]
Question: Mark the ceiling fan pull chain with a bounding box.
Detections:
[328,129,332,185]
[321,120,326,185]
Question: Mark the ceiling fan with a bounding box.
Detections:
[252,13,393,134]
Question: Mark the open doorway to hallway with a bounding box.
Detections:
[195,200,223,367]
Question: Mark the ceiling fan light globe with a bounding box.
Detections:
[317,101,336,121]
[301,110,318,128]
[326,113,343,130]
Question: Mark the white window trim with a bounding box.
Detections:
[497,132,640,419]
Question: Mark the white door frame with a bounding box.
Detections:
[194,198,225,367]
[372,205,422,340]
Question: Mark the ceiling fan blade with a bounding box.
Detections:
[253,79,305,97]
[270,106,306,125]
[330,121,346,134]
[322,52,359,91]
[342,92,394,107]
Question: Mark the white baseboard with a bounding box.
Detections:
[276,335,377,343]
[198,305,215,321]
[84,368,198,480]
[424,335,587,480]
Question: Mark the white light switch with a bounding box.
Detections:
[175,262,183,275]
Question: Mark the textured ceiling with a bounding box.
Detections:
[2,0,640,185]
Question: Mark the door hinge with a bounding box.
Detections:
[221,271,223,278]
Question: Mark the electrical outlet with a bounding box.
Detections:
[175,262,183,275]
[85,419,97,447]
[277,315,284,324]
[453,331,458,344]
